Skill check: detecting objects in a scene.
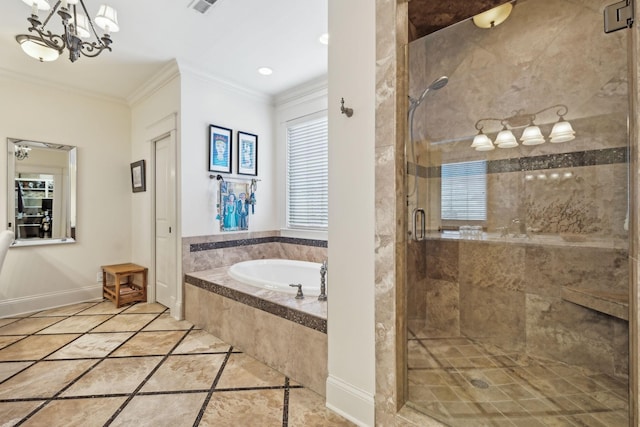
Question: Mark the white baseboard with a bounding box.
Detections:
[0,285,102,317]
[326,375,375,427]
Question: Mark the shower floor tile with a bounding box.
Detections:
[408,333,629,426]
[0,301,352,427]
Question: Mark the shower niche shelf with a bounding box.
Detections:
[561,286,628,321]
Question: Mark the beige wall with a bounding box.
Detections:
[0,75,132,316]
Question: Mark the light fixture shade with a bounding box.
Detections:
[318,33,329,45]
[22,0,50,10]
[495,129,518,148]
[520,125,545,145]
[550,120,576,143]
[95,5,119,33]
[71,14,91,38]
[472,3,513,29]
[16,35,59,62]
[476,143,495,151]
[67,0,79,3]
[470,132,493,148]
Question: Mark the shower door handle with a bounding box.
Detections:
[412,208,426,241]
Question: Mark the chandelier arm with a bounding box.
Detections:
[79,0,106,46]
[79,41,112,57]
[27,26,65,51]
[41,0,61,28]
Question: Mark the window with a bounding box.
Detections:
[441,160,487,221]
[286,114,328,229]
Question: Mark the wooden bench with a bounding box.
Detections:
[102,263,148,308]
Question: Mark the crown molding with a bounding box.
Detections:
[274,75,328,109]
[127,59,181,107]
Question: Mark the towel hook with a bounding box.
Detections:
[340,98,353,118]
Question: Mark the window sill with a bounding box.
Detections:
[280,228,328,241]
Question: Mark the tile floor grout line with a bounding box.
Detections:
[102,324,196,427]
[8,304,173,426]
[192,345,234,426]
[282,377,290,427]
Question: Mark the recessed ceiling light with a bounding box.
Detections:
[257,67,273,76]
[319,33,329,45]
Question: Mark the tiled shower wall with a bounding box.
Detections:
[182,231,328,275]
[408,238,629,379]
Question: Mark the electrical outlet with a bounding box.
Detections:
[96,271,103,282]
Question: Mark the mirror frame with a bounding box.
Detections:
[7,138,77,246]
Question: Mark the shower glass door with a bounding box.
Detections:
[406,1,630,425]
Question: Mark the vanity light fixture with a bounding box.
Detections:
[472,2,514,29]
[15,145,31,161]
[15,0,119,63]
[471,104,576,151]
[257,67,273,76]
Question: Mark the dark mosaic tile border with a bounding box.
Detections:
[411,147,628,178]
[190,236,327,253]
[184,275,327,334]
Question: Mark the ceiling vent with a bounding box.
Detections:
[190,0,218,14]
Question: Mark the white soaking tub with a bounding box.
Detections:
[228,259,322,297]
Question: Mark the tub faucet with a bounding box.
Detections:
[318,260,328,301]
[511,218,529,238]
[289,283,304,299]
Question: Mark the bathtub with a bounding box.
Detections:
[228,259,322,297]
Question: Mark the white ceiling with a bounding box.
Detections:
[0,0,328,102]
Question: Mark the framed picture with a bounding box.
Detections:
[130,160,146,193]
[209,124,233,173]
[237,131,258,176]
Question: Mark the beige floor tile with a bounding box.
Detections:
[0,401,45,426]
[289,389,354,427]
[216,353,286,389]
[46,332,133,359]
[91,313,159,333]
[142,314,193,331]
[141,354,226,392]
[31,303,97,317]
[172,329,231,354]
[80,301,129,315]
[0,317,67,335]
[200,389,284,427]
[22,397,126,427]
[0,359,97,399]
[0,318,20,329]
[61,356,163,396]
[0,335,26,349]
[111,330,187,357]
[0,334,80,361]
[121,302,168,314]
[0,361,33,382]
[37,315,112,334]
[110,392,206,427]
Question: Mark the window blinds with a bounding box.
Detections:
[441,160,487,221]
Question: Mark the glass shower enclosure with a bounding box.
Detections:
[405,0,630,425]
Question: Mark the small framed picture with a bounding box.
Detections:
[130,160,146,193]
[209,124,233,173]
[237,131,258,176]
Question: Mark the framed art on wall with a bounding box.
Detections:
[130,160,146,192]
[209,124,233,173]
[237,131,258,176]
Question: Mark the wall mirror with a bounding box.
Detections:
[6,138,77,246]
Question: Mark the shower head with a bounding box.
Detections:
[409,76,449,112]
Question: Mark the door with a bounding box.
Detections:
[155,133,176,309]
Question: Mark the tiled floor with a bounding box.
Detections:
[408,331,629,427]
[0,301,352,427]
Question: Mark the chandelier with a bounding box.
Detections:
[470,104,576,151]
[15,145,32,161]
[15,0,119,63]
